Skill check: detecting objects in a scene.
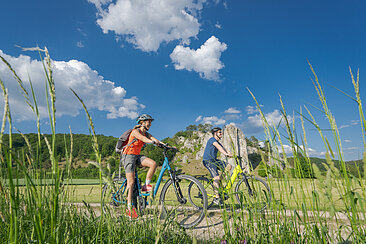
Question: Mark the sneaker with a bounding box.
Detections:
[141,184,153,192]
[213,197,224,206]
[125,208,138,219]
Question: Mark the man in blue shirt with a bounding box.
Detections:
[203,127,233,205]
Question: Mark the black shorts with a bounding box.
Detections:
[203,160,227,178]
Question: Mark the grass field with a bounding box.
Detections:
[7,175,365,212]
[65,177,366,212]
[4,178,101,186]
[66,177,193,203]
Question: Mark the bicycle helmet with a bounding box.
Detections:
[136,114,154,124]
[211,127,222,135]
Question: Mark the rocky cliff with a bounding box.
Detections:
[174,125,259,176]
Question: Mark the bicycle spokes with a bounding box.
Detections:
[102,178,128,213]
[160,175,207,228]
[235,176,271,211]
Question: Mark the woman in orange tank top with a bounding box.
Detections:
[122,114,165,219]
[123,131,146,155]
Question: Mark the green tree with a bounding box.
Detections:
[198,124,212,133]
[249,136,259,146]
[291,155,314,178]
[186,125,198,131]
[257,161,268,177]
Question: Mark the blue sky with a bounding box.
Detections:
[0,0,365,160]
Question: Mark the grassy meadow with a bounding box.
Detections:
[67,178,366,211]
[0,48,366,243]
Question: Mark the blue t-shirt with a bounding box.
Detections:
[203,137,223,162]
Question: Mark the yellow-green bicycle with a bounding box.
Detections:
[191,156,271,211]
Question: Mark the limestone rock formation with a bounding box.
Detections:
[221,124,250,173]
[185,125,250,172]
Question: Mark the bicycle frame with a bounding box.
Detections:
[205,157,247,198]
[114,148,177,204]
[150,152,173,198]
[222,161,243,193]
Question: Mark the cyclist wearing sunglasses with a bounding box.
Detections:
[202,127,233,205]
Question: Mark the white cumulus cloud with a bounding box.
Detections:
[195,115,203,122]
[278,144,293,154]
[247,109,292,128]
[170,36,227,81]
[278,144,321,157]
[239,109,293,134]
[89,0,206,52]
[196,115,226,125]
[0,50,144,121]
[224,107,241,114]
[245,105,263,115]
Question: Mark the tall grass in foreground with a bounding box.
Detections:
[1,47,366,243]
[214,66,366,243]
[0,48,192,243]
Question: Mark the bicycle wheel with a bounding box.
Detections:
[160,174,207,228]
[189,176,215,209]
[102,177,128,213]
[234,176,271,211]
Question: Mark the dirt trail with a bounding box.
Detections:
[71,203,358,241]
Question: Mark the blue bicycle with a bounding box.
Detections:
[101,143,208,228]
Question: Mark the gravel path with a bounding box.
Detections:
[70,202,359,241]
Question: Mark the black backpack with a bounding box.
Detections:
[115,129,135,154]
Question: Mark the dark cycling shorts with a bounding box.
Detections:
[203,160,227,178]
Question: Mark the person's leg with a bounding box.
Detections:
[140,156,157,191]
[217,160,230,180]
[141,157,157,183]
[203,160,221,199]
[122,154,137,210]
[225,161,232,171]
[125,171,138,218]
[213,175,221,197]
[125,172,135,209]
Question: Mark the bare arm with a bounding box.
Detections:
[131,129,154,144]
[149,133,175,148]
[133,130,164,145]
[213,142,233,157]
[149,134,162,145]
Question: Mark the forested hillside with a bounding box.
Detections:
[1,125,364,179]
[2,133,117,165]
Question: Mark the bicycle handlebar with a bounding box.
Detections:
[155,142,178,151]
[225,155,242,159]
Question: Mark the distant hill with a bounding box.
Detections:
[1,126,364,179]
[1,133,117,165]
[306,157,364,178]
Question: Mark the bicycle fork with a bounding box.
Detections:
[243,175,254,196]
[169,170,187,204]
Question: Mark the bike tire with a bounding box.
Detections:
[160,174,207,228]
[189,176,215,209]
[101,177,128,213]
[234,175,271,211]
